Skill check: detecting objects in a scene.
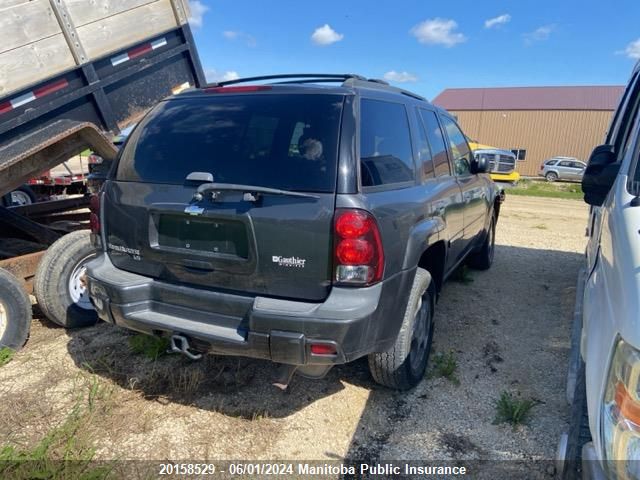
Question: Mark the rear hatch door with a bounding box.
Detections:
[104,91,345,301]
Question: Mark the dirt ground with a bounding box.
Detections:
[0,196,589,473]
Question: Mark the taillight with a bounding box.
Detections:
[333,209,384,285]
[87,153,103,165]
[89,193,101,234]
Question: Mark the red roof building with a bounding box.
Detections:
[432,86,624,176]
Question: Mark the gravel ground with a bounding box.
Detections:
[0,195,589,474]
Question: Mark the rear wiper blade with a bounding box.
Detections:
[194,183,320,200]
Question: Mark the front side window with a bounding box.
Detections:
[117,94,344,192]
[440,116,471,176]
[419,109,450,177]
[360,99,415,187]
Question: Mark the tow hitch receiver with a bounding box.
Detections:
[273,364,297,391]
[168,334,203,360]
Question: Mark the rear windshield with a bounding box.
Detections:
[116,94,344,192]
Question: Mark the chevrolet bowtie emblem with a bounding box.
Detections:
[184,205,204,215]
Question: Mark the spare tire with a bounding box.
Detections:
[0,268,31,350]
[34,230,98,328]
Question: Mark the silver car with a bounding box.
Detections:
[539,157,586,182]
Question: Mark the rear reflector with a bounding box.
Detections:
[89,194,101,234]
[310,344,337,355]
[204,85,272,93]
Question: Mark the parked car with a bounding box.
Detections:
[540,156,586,182]
[469,143,521,184]
[85,74,502,390]
[558,59,640,479]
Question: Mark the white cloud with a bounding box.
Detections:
[223,30,257,47]
[188,0,208,29]
[621,39,640,59]
[410,18,466,47]
[383,71,418,83]
[311,24,344,46]
[484,14,511,29]
[523,25,555,45]
[205,69,240,83]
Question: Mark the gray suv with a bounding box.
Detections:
[540,157,587,182]
[86,74,502,390]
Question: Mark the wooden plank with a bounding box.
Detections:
[0,0,62,55]
[64,0,157,28]
[76,0,178,60]
[0,34,75,97]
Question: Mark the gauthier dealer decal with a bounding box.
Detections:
[272,256,306,268]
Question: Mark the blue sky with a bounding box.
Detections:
[187,0,640,100]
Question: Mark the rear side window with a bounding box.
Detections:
[360,99,414,187]
[546,160,558,166]
[419,109,450,177]
[117,94,344,192]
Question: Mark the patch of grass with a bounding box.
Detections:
[507,179,583,200]
[431,350,460,385]
[494,391,538,427]
[169,368,204,396]
[532,224,548,230]
[0,347,15,367]
[0,374,115,479]
[128,334,170,360]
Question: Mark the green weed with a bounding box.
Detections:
[494,391,538,427]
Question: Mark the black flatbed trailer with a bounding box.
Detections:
[0,0,205,351]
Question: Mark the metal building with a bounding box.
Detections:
[433,86,624,176]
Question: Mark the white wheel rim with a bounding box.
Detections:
[10,190,32,206]
[68,255,95,310]
[0,301,7,339]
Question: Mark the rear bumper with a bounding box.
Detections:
[85,254,414,365]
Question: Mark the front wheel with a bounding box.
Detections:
[368,268,434,390]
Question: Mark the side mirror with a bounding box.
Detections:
[470,154,489,174]
[582,144,619,206]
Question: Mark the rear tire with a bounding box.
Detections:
[546,171,558,182]
[368,268,434,390]
[468,214,496,271]
[34,230,98,328]
[0,268,31,351]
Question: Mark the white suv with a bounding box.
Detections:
[560,60,640,479]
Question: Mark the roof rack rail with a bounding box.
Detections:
[366,78,390,85]
[212,73,366,87]
[208,74,429,103]
[343,78,428,102]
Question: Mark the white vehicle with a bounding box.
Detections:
[559,60,640,479]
